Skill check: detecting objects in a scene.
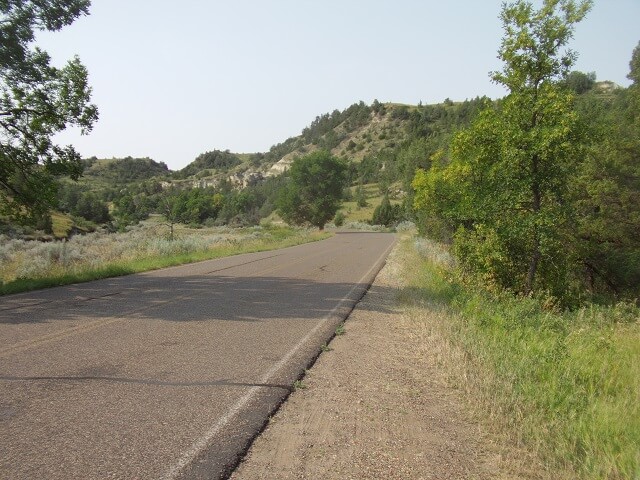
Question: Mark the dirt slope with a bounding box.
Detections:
[231,241,548,480]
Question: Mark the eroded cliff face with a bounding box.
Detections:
[165,102,411,193]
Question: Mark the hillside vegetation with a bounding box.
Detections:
[7,71,636,303]
[81,157,170,184]
[4,78,637,302]
[0,97,487,237]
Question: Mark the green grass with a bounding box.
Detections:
[50,211,73,238]
[402,235,640,479]
[0,226,330,296]
[339,183,402,224]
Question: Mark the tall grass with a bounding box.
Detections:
[0,224,328,295]
[403,236,640,479]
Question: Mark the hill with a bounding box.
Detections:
[34,98,489,234]
[15,79,614,236]
[71,99,487,194]
[263,101,410,175]
[76,156,170,189]
[171,99,487,191]
[173,150,243,179]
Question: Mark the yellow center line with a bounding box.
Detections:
[0,318,124,359]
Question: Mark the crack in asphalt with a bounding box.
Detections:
[0,375,293,391]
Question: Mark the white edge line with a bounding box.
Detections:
[162,236,395,480]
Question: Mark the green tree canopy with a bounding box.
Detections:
[413,0,592,300]
[177,150,242,179]
[277,150,347,230]
[628,40,640,86]
[568,41,640,298]
[564,70,596,94]
[0,0,98,222]
[372,194,402,227]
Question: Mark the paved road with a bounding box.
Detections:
[0,232,395,479]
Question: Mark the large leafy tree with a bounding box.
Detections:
[569,42,640,298]
[0,0,98,222]
[413,0,591,299]
[278,150,347,230]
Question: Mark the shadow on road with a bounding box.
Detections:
[0,274,398,325]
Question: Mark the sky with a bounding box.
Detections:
[37,0,640,171]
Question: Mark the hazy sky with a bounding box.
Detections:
[37,0,640,171]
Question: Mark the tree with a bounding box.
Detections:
[0,1,98,222]
[413,0,592,299]
[372,194,401,227]
[162,188,223,226]
[628,40,640,86]
[114,192,151,225]
[74,192,109,223]
[160,194,179,241]
[490,0,591,296]
[355,184,368,207]
[568,42,640,298]
[564,70,596,94]
[277,151,347,230]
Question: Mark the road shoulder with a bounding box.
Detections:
[231,239,545,480]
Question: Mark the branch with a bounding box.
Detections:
[0,118,42,147]
[583,260,619,294]
[0,107,45,117]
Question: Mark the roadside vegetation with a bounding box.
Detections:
[401,2,640,478]
[399,233,639,479]
[0,223,328,295]
[412,2,640,306]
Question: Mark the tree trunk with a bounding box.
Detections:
[525,245,540,295]
[525,154,541,295]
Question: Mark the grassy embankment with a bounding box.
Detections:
[339,182,403,224]
[399,234,639,479]
[0,224,329,296]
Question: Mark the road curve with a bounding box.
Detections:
[0,232,395,479]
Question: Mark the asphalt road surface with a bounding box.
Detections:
[0,232,395,479]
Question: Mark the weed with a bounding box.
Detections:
[335,324,346,336]
[292,380,307,390]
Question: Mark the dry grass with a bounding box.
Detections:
[395,233,640,479]
[0,223,327,294]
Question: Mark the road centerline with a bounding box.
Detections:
[0,241,345,357]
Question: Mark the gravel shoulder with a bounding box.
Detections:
[231,240,547,480]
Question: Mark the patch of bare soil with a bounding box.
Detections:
[231,242,547,480]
